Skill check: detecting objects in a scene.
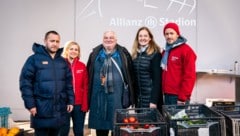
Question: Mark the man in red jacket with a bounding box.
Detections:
[161,22,197,105]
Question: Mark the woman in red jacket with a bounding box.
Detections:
[61,41,89,136]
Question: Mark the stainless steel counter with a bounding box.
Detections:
[197,69,240,102]
[197,69,240,77]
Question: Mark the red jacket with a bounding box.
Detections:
[67,58,89,112]
[162,44,196,102]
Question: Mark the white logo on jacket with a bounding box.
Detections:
[76,69,83,73]
[42,61,48,64]
[171,56,179,61]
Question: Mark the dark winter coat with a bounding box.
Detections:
[87,44,134,130]
[133,50,163,110]
[19,43,74,129]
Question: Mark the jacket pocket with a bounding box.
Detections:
[35,98,53,118]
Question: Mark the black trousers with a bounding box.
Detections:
[34,128,60,136]
[96,129,113,136]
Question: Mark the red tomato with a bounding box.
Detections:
[128,116,137,123]
[123,118,129,123]
[133,120,139,129]
[144,124,150,129]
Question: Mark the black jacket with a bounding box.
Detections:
[133,50,163,109]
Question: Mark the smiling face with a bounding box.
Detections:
[102,31,117,53]
[138,29,151,47]
[67,44,80,60]
[164,28,179,44]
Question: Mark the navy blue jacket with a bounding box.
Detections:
[19,43,74,128]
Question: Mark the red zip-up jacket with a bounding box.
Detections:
[67,58,89,112]
[162,43,196,102]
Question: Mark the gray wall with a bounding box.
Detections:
[0,0,239,120]
[75,0,197,64]
[197,0,240,70]
[0,0,75,120]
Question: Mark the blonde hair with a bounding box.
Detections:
[62,41,81,58]
[132,27,161,59]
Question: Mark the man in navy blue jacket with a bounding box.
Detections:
[19,30,74,136]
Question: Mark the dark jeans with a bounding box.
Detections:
[164,94,178,105]
[60,105,86,136]
[34,128,60,136]
[72,105,86,136]
[164,94,190,105]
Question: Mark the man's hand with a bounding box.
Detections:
[177,100,186,105]
[67,105,73,113]
[29,107,37,116]
[149,103,157,108]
